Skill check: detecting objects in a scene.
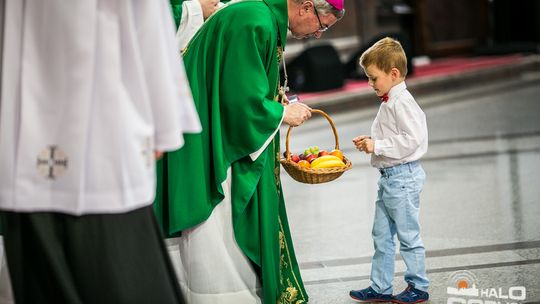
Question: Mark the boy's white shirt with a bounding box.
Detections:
[0,0,201,215]
[371,81,428,169]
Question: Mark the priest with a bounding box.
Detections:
[0,1,200,303]
[154,0,345,302]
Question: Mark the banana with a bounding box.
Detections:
[311,159,346,169]
[309,155,342,167]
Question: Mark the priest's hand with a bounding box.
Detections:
[283,103,312,127]
[155,150,164,160]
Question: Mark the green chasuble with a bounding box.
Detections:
[154,0,308,303]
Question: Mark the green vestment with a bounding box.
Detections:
[154,0,308,303]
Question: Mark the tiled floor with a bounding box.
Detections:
[282,76,540,303]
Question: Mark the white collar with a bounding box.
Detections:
[387,81,407,100]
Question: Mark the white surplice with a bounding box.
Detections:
[167,118,283,304]
[0,0,201,300]
[176,0,226,51]
[0,0,201,215]
[176,0,205,50]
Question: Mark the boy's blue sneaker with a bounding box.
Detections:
[392,284,429,303]
[349,286,393,302]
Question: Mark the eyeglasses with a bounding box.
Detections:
[313,7,329,32]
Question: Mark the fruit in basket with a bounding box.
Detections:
[291,146,347,169]
[330,149,344,160]
[317,150,329,157]
[305,154,316,163]
[311,159,346,169]
[304,146,319,156]
[310,155,343,168]
[297,160,310,168]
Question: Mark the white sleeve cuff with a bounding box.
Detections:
[155,131,184,152]
[374,139,385,156]
[249,107,285,161]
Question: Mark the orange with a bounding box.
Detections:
[330,149,344,160]
[297,160,310,168]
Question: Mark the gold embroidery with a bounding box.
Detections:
[275,153,282,189]
[276,45,288,104]
[278,280,306,304]
[273,141,282,190]
[277,218,307,303]
[277,46,284,62]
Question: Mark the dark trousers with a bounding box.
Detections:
[1,205,185,304]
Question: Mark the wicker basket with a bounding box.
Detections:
[280,109,352,184]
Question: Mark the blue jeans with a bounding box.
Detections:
[370,161,429,294]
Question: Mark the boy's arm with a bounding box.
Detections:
[374,100,427,159]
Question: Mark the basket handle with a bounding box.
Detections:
[284,109,340,160]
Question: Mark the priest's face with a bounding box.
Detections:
[289,1,338,39]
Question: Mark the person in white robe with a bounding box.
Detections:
[0,0,201,303]
[176,0,223,51]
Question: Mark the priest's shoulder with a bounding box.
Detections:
[217,1,274,28]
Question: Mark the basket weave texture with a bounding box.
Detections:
[280,109,352,184]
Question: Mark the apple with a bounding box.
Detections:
[318,150,329,157]
[291,154,301,163]
[299,153,307,160]
[330,149,344,160]
[305,154,316,163]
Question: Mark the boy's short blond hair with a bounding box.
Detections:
[359,37,407,77]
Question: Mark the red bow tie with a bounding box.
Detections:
[380,94,389,102]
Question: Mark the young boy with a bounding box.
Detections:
[350,37,429,303]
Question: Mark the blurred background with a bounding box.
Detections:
[284,0,540,93]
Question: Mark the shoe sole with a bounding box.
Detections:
[392,298,428,304]
[350,295,393,303]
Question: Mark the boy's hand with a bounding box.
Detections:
[352,135,370,144]
[353,136,374,154]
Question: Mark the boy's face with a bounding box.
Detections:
[364,64,399,98]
